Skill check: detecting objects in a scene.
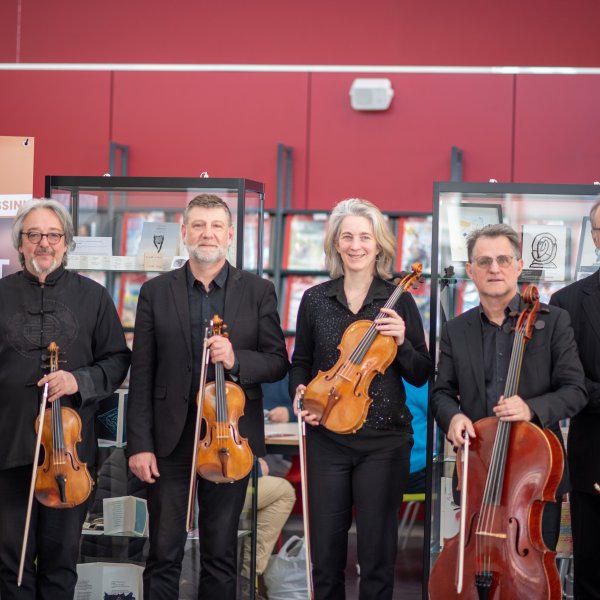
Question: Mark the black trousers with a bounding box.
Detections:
[144,415,250,600]
[0,465,90,600]
[570,489,600,600]
[306,426,412,600]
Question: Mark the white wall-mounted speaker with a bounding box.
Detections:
[349,78,394,111]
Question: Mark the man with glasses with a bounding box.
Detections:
[430,223,586,551]
[0,199,130,600]
[550,199,600,599]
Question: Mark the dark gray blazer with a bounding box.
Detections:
[126,262,289,459]
[431,299,587,493]
[550,272,600,493]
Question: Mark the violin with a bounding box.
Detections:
[429,286,564,599]
[302,262,423,434]
[18,341,94,586]
[35,342,94,508]
[195,315,254,483]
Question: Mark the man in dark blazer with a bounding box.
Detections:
[550,199,600,599]
[431,223,587,553]
[127,194,289,599]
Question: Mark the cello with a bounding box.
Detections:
[18,341,94,586]
[428,286,564,599]
[195,315,254,484]
[302,262,423,434]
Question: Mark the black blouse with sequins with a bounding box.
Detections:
[290,277,432,431]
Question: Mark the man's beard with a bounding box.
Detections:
[32,252,59,276]
[186,243,227,264]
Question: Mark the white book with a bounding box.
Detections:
[75,562,143,600]
[103,496,149,537]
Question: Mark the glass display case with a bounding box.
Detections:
[426,182,600,595]
[45,176,265,333]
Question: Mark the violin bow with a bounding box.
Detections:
[456,431,470,594]
[297,390,315,599]
[18,380,50,587]
[186,327,211,531]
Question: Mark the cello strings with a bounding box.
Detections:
[477,328,525,578]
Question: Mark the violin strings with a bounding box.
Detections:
[337,280,412,380]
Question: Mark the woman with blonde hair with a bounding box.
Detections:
[290,198,432,599]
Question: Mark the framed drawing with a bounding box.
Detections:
[521,224,569,282]
[576,216,600,276]
[446,203,503,262]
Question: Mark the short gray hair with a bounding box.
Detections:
[590,197,600,225]
[466,223,521,262]
[324,198,396,279]
[12,199,74,268]
[183,193,232,225]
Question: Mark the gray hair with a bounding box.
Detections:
[324,198,396,279]
[466,223,521,262]
[183,193,232,225]
[12,199,74,268]
[590,197,600,225]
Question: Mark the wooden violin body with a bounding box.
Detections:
[429,417,563,599]
[303,262,423,434]
[196,379,253,483]
[195,315,253,484]
[303,320,397,433]
[34,341,93,509]
[35,405,93,508]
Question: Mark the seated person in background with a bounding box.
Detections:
[262,375,295,478]
[263,373,296,423]
[242,457,296,579]
[404,380,428,494]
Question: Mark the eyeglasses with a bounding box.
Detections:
[471,254,515,268]
[21,231,65,245]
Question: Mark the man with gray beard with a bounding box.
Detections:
[0,199,131,599]
[127,194,288,599]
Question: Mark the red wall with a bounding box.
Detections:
[2,0,600,67]
[1,1,600,211]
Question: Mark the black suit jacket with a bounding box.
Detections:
[431,299,587,493]
[126,262,289,459]
[550,272,600,492]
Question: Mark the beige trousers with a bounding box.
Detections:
[242,475,296,575]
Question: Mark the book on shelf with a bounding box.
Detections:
[283,275,328,331]
[283,214,327,270]
[103,496,149,537]
[136,222,180,270]
[75,562,143,599]
[396,216,432,273]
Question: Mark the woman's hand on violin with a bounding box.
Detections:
[493,395,534,422]
[447,414,476,447]
[207,335,235,370]
[37,370,79,403]
[129,452,160,484]
[375,308,406,345]
[294,384,320,426]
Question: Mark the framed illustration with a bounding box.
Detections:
[576,216,600,276]
[446,203,503,262]
[521,224,569,282]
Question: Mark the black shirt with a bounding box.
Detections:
[290,276,432,431]
[479,293,521,415]
[186,261,228,402]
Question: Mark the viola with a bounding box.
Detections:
[195,315,254,483]
[429,286,563,599]
[302,262,423,434]
[35,342,94,508]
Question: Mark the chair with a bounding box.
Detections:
[398,493,425,550]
